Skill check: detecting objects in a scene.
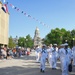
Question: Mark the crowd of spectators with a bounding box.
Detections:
[0,46,31,60]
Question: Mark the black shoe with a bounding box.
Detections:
[40,69,42,72]
[52,68,54,70]
[52,68,56,70]
[54,68,57,70]
[60,69,62,72]
[73,65,75,67]
[42,70,45,73]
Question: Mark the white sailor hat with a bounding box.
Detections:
[53,44,57,46]
[60,44,65,46]
[42,44,46,47]
[64,43,68,46]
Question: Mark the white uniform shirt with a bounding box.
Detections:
[72,46,75,55]
[59,48,73,63]
[47,47,54,58]
[40,48,48,59]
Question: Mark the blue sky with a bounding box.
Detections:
[2,0,75,38]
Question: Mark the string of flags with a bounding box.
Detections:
[4,1,50,29]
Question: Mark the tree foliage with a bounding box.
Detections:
[18,34,33,48]
[44,28,75,47]
[8,36,16,48]
[25,34,33,48]
[18,37,25,47]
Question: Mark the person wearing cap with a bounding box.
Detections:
[47,44,53,67]
[59,44,65,71]
[35,45,41,63]
[50,44,58,69]
[46,46,50,63]
[72,44,75,66]
[59,43,73,75]
[40,44,48,73]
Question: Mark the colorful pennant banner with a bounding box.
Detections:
[5,2,50,29]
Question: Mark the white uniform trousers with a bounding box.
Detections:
[40,57,46,70]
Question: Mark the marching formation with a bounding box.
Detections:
[35,43,75,75]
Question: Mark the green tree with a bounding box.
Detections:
[62,31,72,47]
[8,36,16,48]
[44,28,73,46]
[44,28,63,45]
[18,37,25,47]
[18,35,33,48]
[25,34,33,48]
[71,29,75,47]
[71,29,75,37]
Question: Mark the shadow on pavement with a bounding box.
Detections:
[0,66,61,75]
[0,65,75,75]
[13,55,36,61]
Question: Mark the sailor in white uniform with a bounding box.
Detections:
[47,44,54,68]
[59,43,73,75]
[40,44,48,73]
[52,44,58,69]
[72,44,75,66]
[58,44,65,71]
[35,45,41,62]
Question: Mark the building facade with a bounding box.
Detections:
[0,2,9,46]
[34,27,42,47]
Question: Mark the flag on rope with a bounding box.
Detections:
[14,7,17,9]
[6,1,50,29]
[24,13,26,15]
[9,3,15,9]
[10,4,12,6]
[36,19,38,21]
[28,15,31,17]
[12,5,15,8]
[6,2,8,4]
[40,22,42,24]
[21,11,23,13]
[17,8,19,11]
[33,17,35,20]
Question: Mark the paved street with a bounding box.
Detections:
[0,50,75,75]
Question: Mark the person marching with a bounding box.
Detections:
[72,44,75,66]
[51,44,58,69]
[58,44,65,71]
[46,45,51,63]
[35,45,41,62]
[40,44,48,73]
[47,44,54,68]
[59,43,73,75]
